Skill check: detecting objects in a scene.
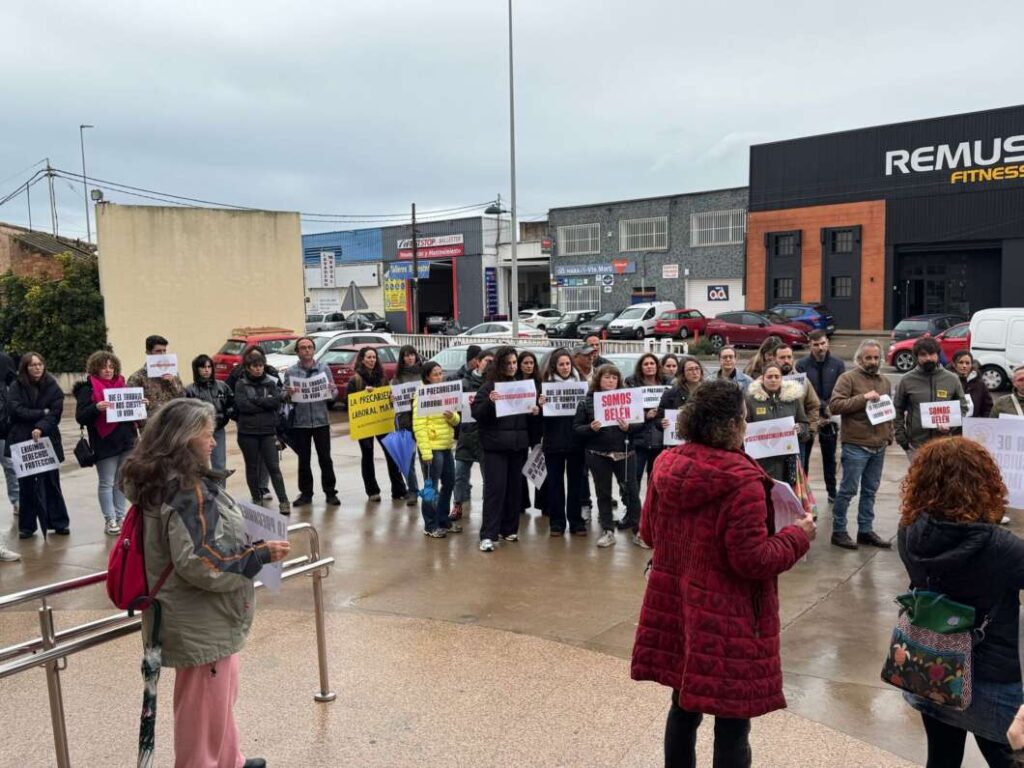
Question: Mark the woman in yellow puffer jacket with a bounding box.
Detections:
[413,361,461,537]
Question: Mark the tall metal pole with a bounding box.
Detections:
[410,203,419,333]
[26,181,32,231]
[79,124,94,242]
[507,0,520,337]
[46,158,57,237]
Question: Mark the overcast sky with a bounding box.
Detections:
[0,0,1018,240]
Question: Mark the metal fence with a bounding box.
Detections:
[391,333,688,358]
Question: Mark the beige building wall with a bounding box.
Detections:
[96,205,304,374]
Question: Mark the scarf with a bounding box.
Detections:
[91,374,126,439]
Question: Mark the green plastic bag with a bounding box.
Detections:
[895,591,976,635]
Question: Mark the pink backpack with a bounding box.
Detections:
[106,504,172,612]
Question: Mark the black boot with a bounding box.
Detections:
[856,531,892,549]
[830,532,858,550]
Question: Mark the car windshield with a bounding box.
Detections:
[305,314,323,322]
[217,340,247,356]
[278,336,333,355]
[617,307,646,320]
[659,311,682,320]
[356,312,382,321]
[896,320,929,332]
[593,313,617,323]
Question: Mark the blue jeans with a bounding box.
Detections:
[212,428,227,473]
[906,677,1022,745]
[96,451,129,522]
[832,443,885,534]
[406,454,420,494]
[454,458,475,504]
[0,440,18,505]
[420,451,454,532]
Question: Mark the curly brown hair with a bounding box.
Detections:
[899,437,1007,526]
[86,350,121,378]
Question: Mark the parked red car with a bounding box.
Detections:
[653,309,709,340]
[212,330,298,381]
[322,343,400,406]
[705,311,810,350]
[886,322,970,373]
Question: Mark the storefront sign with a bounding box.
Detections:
[386,262,431,280]
[593,388,644,427]
[320,251,336,288]
[662,264,679,280]
[384,278,407,312]
[920,400,963,429]
[397,234,465,260]
[553,262,636,277]
[744,417,798,459]
[962,417,1024,508]
[885,136,1024,186]
[707,285,730,301]
[347,386,396,441]
[484,267,498,317]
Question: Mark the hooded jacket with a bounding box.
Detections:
[185,367,233,431]
[631,442,811,718]
[898,513,1024,682]
[455,368,486,461]
[233,372,283,436]
[894,366,967,449]
[828,366,894,449]
[8,374,65,461]
[73,380,138,460]
[745,379,809,483]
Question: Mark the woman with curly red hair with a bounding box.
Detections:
[897,437,1021,766]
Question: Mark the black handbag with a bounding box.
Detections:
[74,428,96,468]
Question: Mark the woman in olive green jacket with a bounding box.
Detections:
[122,398,289,768]
[745,364,810,485]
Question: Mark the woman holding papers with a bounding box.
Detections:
[538,349,587,537]
[8,352,69,538]
[74,351,141,535]
[744,364,810,485]
[573,365,644,549]
[626,353,667,489]
[412,362,460,538]
[471,346,537,553]
[656,356,705,441]
[391,345,423,505]
[632,379,815,768]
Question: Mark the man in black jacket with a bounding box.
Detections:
[796,330,846,503]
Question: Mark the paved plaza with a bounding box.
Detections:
[0,407,1003,767]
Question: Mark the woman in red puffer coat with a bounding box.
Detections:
[631,379,816,768]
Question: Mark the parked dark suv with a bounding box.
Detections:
[769,304,836,335]
[890,313,966,342]
[339,311,392,332]
[576,310,622,339]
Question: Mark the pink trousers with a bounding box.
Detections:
[173,653,245,768]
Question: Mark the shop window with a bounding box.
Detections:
[830,276,853,298]
[773,278,795,301]
[690,209,746,247]
[556,223,601,256]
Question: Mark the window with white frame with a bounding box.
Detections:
[619,216,668,251]
[689,209,747,247]
[558,286,602,314]
[556,223,601,256]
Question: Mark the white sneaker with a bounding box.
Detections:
[501,533,518,542]
[632,533,651,550]
[1001,515,1010,525]
[597,530,616,548]
[0,545,20,562]
[479,538,495,552]
[104,519,121,536]
[581,505,592,522]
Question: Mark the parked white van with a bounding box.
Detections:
[969,308,1024,390]
[606,301,676,340]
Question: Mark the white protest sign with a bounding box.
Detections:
[417,380,463,417]
[963,417,1024,508]
[866,394,896,426]
[783,372,807,386]
[145,354,178,378]
[744,416,798,459]
[920,400,962,429]
[641,386,670,409]
[10,438,61,478]
[391,381,419,414]
[237,500,289,594]
[461,392,476,424]
[105,387,147,423]
[593,388,645,427]
[290,372,331,403]
[966,397,974,418]
[522,445,547,488]
[771,480,807,533]
[495,380,537,418]
[664,409,684,446]
[1001,414,1024,421]
[542,380,588,417]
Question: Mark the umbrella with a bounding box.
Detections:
[381,429,417,485]
[420,477,437,504]
[137,601,164,768]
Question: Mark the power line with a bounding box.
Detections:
[0,159,47,188]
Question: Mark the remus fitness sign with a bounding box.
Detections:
[886,135,1024,185]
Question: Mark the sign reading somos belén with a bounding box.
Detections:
[593,388,645,427]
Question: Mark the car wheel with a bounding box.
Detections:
[980,365,1008,392]
[677,327,689,340]
[893,350,915,373]
[634,327,645,339]
[709,334,725,351]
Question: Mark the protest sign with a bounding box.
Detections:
[495,380,537,418]
[105,387,147,423]
[866,394,896,426]
[771,481,807,533]
[291,372,332,403]
[461,392,476,424]
[593,388,645,427]
[390,381,419,414]
[920,400,962,429]
[542,380,588,417]
[783,372,807,386]
[963,417,1024,508]
[744,417,798,460]
[145,354,178,378]
[348,386,395,441]
[664,409,684,446]
[10,438,61,478]
[416,380,463,417]
[522,445,547,488]
[237,500,289,594]
[641,386,670,409]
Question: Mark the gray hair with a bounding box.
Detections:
[854,339,883,364]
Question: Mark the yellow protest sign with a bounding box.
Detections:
[348,385,396,441]
[384,279,407,313]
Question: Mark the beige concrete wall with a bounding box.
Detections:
[96,205,304,374]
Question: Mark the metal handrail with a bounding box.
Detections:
[0,521,336,768]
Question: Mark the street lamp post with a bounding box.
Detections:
[506,0,519,337]
[79,124,94,242]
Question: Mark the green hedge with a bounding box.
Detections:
[0,253,108,372]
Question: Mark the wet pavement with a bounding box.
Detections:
[0,406,1005,766]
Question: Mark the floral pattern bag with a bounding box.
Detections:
[880,590,989,711]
